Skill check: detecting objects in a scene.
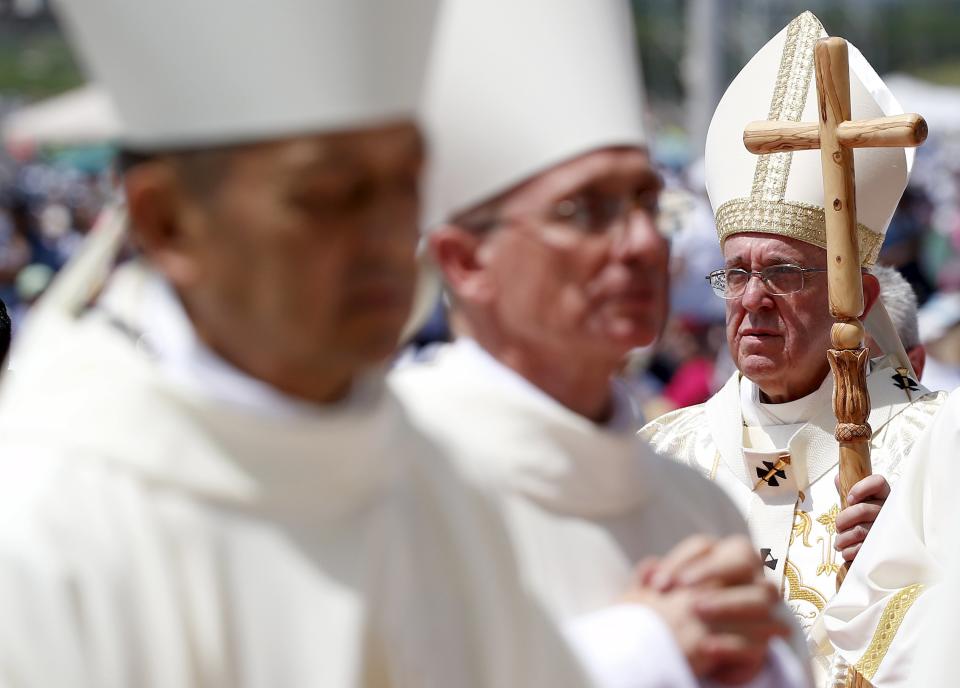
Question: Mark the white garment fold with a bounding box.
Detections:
[0,264,591,688]
[392,338,812,688]
[824,388,960,687]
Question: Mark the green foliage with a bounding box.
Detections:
[0,22,83,99]
[631,0,960,105]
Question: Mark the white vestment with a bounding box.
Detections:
[390,338,810,688]
[0,264,589,688]
[824,387,960,687]
[640,365,944,685]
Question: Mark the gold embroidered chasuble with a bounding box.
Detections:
[825,387,960,687]
[640,361,943,683]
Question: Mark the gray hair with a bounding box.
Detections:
[872,264,920,349]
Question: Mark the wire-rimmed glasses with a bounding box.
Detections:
[705,264,828,299]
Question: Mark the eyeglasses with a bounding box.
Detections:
[462,186,660,236]
[705,264,827,299]
[547,189,659,234]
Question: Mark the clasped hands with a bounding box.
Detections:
[624,534,789,685]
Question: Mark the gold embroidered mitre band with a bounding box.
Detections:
[715,199,884,267]
[705,12,910,267]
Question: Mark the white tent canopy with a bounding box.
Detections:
[3,84,119,149]
[884,73,960,137]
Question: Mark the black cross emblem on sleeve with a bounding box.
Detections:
[891,371,918,392]
[760,548,778,570]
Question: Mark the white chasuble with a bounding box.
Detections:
[641,364,944,684]
[0,264,589,688]
[824,388,960,687]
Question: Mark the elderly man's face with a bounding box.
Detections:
[463,147,668,362]
[723,233,840,402]
[130,122,423,400]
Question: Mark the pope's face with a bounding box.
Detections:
[472,147,668,363]
[135,122,422,401]
[722,233,835,402]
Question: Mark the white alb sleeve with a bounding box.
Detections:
[566,606,812,688]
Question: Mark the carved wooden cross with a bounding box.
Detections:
[741,37,927,586]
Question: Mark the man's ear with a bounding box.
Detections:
[123,160,206,289]
[860,271,881,318]
[908,344,926,381]
[428,225,496,304]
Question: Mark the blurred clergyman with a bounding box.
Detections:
[392,1,809,686]
[0,1,598,686]
[866,264,925,379]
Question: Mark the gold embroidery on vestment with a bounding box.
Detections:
[816,504,842,577]
[853,584,925,681]
[783,560,828,614]
[715,199,883,265]
[750,11,820,202]
[791,510,813,547]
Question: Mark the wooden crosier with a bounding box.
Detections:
[742,37,927,588]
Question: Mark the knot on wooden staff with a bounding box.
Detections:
[836,422,872,442]
[827,347,872,426]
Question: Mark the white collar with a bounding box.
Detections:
[130,271,380,419]
[454,338,641,433]
[740,371,833,428]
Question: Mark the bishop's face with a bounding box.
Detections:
[722,233,837,403]
[129,121,423,403]
[449,147,668,365]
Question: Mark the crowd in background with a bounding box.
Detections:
[0,155,106,331]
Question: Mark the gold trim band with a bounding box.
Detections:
[715,197,883,266]
[751,11,821,202]
[853,583,925,681]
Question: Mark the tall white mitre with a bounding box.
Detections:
[52,0,439,339]
[53,0,437,150]
[705,11,910,266]
[422,0,648,229]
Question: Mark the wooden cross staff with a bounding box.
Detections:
[742,37,927,587]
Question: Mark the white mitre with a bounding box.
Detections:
[53,0,438,150]
[705,11,911,266]
[422,0,647,229]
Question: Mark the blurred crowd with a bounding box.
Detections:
[0,157,108,331]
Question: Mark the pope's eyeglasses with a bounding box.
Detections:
[706,264,827,299]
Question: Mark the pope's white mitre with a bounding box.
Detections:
[52,0,438,150]
[422,0,647,229]
[705,11,911,265]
